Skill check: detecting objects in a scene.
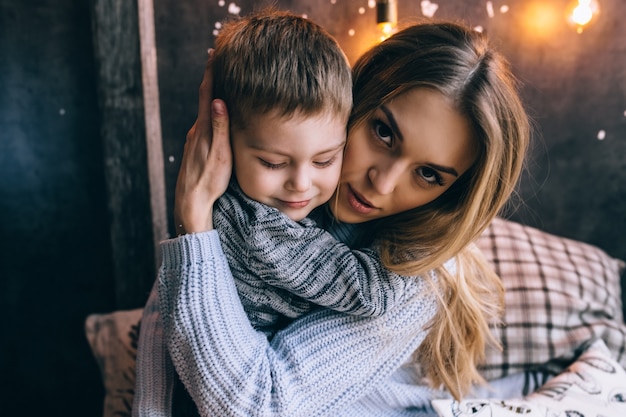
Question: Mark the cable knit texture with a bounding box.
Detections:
[133,200,451,416]
[214,182,409,336]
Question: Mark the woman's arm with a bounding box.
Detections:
[133,51,231,417]
[132,284,174,417]
[159,231,439,417]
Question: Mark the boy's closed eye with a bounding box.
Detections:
[258,158,287,169]
[313,154,339,168]
[257,148,343,170]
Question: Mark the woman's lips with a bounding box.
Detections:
[347,185,376,214]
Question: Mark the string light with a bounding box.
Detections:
[376,0,397,40]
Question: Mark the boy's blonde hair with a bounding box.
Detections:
[348,21,530,399]
[212,9,352,129]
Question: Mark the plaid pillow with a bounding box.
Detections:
[476,217,626,380]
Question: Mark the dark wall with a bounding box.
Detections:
[0,0,624,416]
[0,0,113,416]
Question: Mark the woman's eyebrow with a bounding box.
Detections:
[428,163,459,177]
[380,105,459,178]
[380,105,404,143]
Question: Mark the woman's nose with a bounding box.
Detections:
[368,161,403,195]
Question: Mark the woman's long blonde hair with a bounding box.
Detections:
[349,21,530,399]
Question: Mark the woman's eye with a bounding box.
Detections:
[417,167,444,186]
[313,155,337,168]
[373,120,393,146]
[259,159,285,169]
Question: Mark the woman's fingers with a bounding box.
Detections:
[206,99,232,194]
[174,99,231,234]
[174,51,231,235]
[196,49,215,132]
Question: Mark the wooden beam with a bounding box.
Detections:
[90,0,166,308]
[138,0,168,268]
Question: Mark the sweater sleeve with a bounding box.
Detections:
[132,282,174,417]
[158,231,439,417]
[216,186,406,317]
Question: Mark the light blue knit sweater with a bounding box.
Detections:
[133,193,451,416]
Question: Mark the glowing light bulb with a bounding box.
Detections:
[567,0,599,33]
[572,3,593,25]
[378,22,395,40]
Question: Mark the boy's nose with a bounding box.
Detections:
[286,167,312,192]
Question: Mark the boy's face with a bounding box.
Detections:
[232,110,346,221]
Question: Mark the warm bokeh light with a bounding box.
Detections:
[567,0,600,33]
[520,2,561,39]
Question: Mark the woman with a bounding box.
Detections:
[134,21,529,416]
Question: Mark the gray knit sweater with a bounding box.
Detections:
[214,182,409,336]
[133,190,452,416]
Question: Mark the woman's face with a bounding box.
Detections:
[332,87,478,223]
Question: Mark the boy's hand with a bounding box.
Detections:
[174,51,232,235]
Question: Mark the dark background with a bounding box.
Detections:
[1,0,624,416]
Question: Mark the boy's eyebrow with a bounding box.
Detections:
[315,140,347,154]
[248,140,346,156]
[380,105,459,178]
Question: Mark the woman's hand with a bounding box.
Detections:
[174,51,232,235]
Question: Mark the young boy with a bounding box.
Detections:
[205,10,402,337]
